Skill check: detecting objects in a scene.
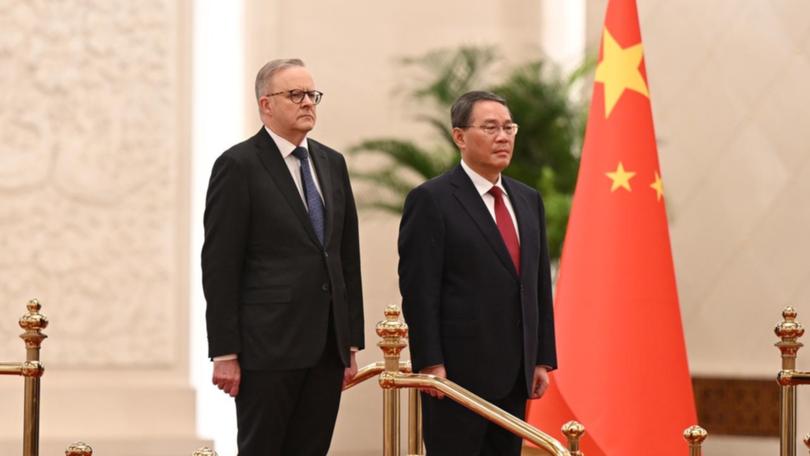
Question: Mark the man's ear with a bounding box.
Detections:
[259,96,272,117]
[451,127,466,150]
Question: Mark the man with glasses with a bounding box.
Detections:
[399,91,557,455]
[202,59,364,455]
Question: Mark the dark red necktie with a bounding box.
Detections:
[488,186,520,274]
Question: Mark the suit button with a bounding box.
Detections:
[322,283,330,292]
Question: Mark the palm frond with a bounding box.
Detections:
[349,139,449,180]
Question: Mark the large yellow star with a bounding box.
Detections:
[594,28,649,117]
[606,162,636,192]
[650,172,664,201]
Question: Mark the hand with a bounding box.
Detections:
[342,351,359,389]
[419,364,447,399]
[212,358,241,397]
[531,366,550,399]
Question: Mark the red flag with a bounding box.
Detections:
[527,0,697,454]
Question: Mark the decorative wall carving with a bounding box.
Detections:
[0,0,181,366]
[693,377,780,437]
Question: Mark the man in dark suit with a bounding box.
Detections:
[201,59,364,456]
[398,91,557,455]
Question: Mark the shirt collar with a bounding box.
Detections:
[460,159,507,197]
[264,125,308,159]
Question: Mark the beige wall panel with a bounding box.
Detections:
[0,0,203,453]
[628,0,810,451]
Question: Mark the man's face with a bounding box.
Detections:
[453,100,514,181]
[260,66,317,139]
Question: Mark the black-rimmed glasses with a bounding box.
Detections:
[266,89,324,105]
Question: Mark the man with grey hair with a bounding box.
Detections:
[202,59,364,455]
[399,90,557,455]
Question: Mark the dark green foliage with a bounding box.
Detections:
[349,46,591,261]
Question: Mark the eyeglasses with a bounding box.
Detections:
[266,89,324,105]
[461,123,519,136]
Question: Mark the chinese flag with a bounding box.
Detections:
[526,0,697,454]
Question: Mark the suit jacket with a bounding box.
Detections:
[398,164,556,400]
[202,127,364,371]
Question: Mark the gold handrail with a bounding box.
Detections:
[342,361,412,391]
[0,299,48,456]
[343,359,421,454]
[388,372,570,455]
[375,304,571,456]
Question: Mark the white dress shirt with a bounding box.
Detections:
[460,159,520,242]
[265,126,324,206]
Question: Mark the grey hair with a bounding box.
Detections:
[450,91,508,128]
[254,58,306,100]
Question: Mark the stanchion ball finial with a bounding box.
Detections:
[683,425,708,444]
[776,307,804,341]
[19,298,49,331]
[562,420,585,439]
[65,441,93,456]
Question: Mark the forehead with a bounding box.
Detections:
[270,66,315,90]
[470,100,511,123]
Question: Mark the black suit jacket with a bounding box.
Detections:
[398,164,556,400]
[202,127,364,371]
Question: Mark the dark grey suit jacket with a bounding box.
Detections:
[202,127,364,370]
[399,164,556,399]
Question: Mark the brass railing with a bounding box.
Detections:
[0,299,48,456]
[64,443,218,455]
[374,304,572,455]
[1,300,714,455]
[776,307,810,456]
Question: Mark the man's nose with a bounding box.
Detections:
[301,93,316,106]
[494,130,510,141]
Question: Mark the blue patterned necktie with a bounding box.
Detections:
[292,147,325,245]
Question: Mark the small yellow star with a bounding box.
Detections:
[594,27,649,118]
[606,162,636,192]
[650,172,664,201]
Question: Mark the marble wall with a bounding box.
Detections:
[0,1,201,454]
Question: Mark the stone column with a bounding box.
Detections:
[0,1,205,454]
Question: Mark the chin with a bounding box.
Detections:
[296,120,316,131]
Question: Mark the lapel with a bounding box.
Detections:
[450,165,518,278]
[251,127,322,247]
[307,139,334,246]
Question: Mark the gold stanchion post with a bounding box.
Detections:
[19,299,48,456]
[408,388,423,455]
[561,421,585,456]
[776,307,804,456]
[192,446,217,456]
[376,305,408,456]
[683,425,707,456]
[65,442,92,456]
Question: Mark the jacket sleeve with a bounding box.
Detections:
[201,154,250,358]
[338,155,365,350]
[535,191,558,369]
[398,186,446,372]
